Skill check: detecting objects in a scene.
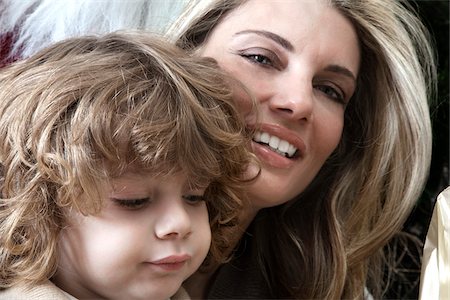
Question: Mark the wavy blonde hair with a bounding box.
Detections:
[0,31,253,288]
[168,0,437,298]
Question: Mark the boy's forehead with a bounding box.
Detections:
[109,166,210,189]
[111,166,172,180]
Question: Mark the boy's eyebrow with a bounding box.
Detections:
[234,30,294,51]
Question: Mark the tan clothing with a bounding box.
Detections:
[171,286,191,300]
[0,281,191,300]
[0,281,75,300]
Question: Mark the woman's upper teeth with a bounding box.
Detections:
[253,131,297,157]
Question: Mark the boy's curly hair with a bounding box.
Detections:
[0,31,254,288]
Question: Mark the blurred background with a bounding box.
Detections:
[385,1,449,298]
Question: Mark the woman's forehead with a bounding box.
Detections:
[206,0,360,77]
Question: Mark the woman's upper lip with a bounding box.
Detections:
[250,123,306,156]
[150,254,191,264]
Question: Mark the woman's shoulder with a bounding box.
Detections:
[206,223,272,298]
[0,281,76,300]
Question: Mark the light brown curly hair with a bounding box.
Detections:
[0,31,254,288]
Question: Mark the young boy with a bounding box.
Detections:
[0,31,253,299]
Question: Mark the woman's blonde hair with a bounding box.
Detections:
[168,0,437,298]
[0,31,253,288]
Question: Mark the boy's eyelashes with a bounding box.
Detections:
[182,195,206,205]
[112,198,150,210]
[111,195,206,210]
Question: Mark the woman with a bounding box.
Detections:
[167,0,436,298]
[0,0,436,298]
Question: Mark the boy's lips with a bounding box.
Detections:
[151,254,191,264]
[148,254,191,271]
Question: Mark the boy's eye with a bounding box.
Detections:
[182,195,206,205]
[112,198,150,210]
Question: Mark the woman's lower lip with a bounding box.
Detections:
[252,141,295,169]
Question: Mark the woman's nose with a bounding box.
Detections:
[154,199,192,240]
[269,77,314,121]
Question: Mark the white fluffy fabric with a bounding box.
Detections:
[0,0,188,58]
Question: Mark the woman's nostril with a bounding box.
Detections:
[278,107,293,114]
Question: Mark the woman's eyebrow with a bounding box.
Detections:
[325,65,357,82]
[234,30,294,51]
[234,30,356,83]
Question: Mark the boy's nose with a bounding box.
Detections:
[154,200,192,240]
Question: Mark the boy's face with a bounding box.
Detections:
[53,171,211,300]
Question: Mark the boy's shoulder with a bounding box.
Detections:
[171,286,191,300]
[0,280,76,300]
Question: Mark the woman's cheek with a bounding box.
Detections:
[230,79,256,120]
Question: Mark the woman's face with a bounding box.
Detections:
[199,0,360,209]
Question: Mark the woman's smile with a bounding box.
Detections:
[250,122,306,169]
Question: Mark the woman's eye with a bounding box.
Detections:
[112,198,150,210]
[242,54,273,66]
[315,84,345,104]
[182,195,206,205]
[237,48,280,69]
